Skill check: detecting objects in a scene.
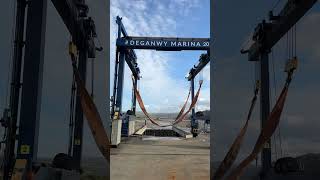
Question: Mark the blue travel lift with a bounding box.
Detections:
[111,16,210,143]
[0,0,101,179]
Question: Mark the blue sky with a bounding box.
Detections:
[110,0,210,113]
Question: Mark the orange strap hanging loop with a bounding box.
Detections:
[134,80,203,127]
[213,80,260,180]
[69,42,110,163]
[226,58,298,180]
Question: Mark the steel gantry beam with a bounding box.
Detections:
[116,16,137,58]
[117,36,210,51]
[187,53,210,81]
[51,0,88,49]
[246,0,317,61]
[242,0,317,177]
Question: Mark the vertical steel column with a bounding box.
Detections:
[111,50,119,118]
[260,51,272,175]
[114,51,125,116]
[131,77,137,115]
[191,78,197,137]
[16,0,47,171]
[111,22,121,118]
[72,50,87,170]
[2,0,27,179]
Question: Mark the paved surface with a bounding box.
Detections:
[111,119,210,180]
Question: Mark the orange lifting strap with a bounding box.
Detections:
[175,89,191,120]
[213,81,260,180]
[225,58,298,180]
[134,80,203,127]
[172,80,203,125]
[69,42,110,163]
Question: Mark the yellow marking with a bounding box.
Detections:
[114,111,119,120]
[74,139,81,145]
[68,42,77,56]
[20,145,30,154]
[264,142,271,148]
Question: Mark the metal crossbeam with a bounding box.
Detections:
[117,37,210,51]
[187,54,210,81]
[51,0,87,48]
[116,16,137,59]
[247,0,317,61]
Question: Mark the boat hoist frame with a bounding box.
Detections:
[238,0,317,178]
[111,16,210,138]
[0,0,103,179]
[213,1,315,179]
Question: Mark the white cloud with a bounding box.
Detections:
[203,62,211,82]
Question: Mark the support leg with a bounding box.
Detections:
[260,51,272,176]
[2,0,27,179]
[132,78,137,115]
[72,50,87,170]
[114,51,125,117]
[191,79,198,137]
[16,0,47,174]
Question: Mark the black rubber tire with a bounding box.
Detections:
[281,161,288,174]
[274,161,282,174]
[52,153,74,170]
[192,132,198,137]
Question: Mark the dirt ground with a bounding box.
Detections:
[110,119,210,180]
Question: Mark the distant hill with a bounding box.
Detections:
[135,112,181,119]
[134,110,210,121]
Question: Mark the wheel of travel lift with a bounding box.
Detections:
[274,157,300,174]
[52,153,75,171]
[274,160,282,174]
[192,121,199,137]
[192,128,198,137]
